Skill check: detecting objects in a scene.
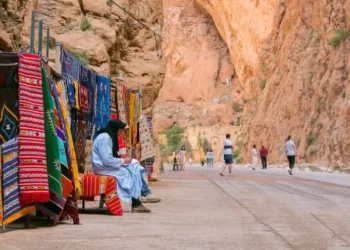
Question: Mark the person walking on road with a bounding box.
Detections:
[178,146,186,171]
[209,149,215,167]
[206,149,210,167]
[286,135,296,175]
[259,145,268,169]
[252,145,258,170]
[220,134,234,177]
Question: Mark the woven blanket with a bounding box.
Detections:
[56,83,82,197]
[116,81,127,124]
[81,174,123,216]
[66,79,76,108]
[80,67,96,139]
[110,80,117,115]
[0,137,35,226]
[94,75,111,135]
[139,115,155,161]
[75,111,87,173]
[78,84,89,114]
[18,54,49,205]
[0,54,19,144]
[61,49,80,82]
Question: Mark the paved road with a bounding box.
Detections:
[1,165,350,250]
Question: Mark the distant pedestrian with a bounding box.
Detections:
[220,134,234,176]
[206,149,210,167]
[252,145,257,170]
[209,149,215,167]
[285,135,296,175]
[178,146,186,171]
[259,145,268,169]
[189,158,192,165]
[173,156,179,172]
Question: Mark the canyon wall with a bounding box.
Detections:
[194,0,350,169]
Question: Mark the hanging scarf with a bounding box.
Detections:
[17,53,49,205]
[56,83,82,197]
[0,53,19,144]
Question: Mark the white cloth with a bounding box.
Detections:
[224,139,232,155]
[252,148,258,166]
[209,152,215,159]
[285,140,295,156]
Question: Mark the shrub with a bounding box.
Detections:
[232,102,243,113]
[232,149,240,159]
[259,79,266,90]
[106,0,113,6]
[328,29,349,47]
[229,121,235,126]
[311,118,317,126]
[306,131,319,146]
[81,17,92,31]
[70,51,89,66]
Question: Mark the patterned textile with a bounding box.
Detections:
[128,93,135,144]
[139,115,156,161]
[56,83,82,197]
[0,53,19,144]
[66,79,76,108]
[110,80,117,115]
[1,137,35,226]
[0,145,2,223]
[18,54,49,205]
[61,49,80,82]
[118,131,127,156]
[78,84,89,114]
[80,67,96,140]
[80,174,123,216]
[75,112,87,173]
[145,158,154,176]
[116,81,127,124]
[73,81,80,110]
[94,75,111,135]
[84,140,93,174]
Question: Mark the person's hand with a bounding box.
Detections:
[123,157,132,164]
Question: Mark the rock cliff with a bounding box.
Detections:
[194,0,350,169]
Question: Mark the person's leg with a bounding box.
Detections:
[291,155,296,170]
[140,170,161,203]
[262,156,267,169]
[287,156,293,175]
[132,197,142,208]
[220,162,227,176]
[228,164,233,175]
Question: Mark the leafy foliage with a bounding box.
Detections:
[328,29,349,47]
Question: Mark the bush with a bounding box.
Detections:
[259,79,266,90]
[165,125,184,154]
[232,149,240,159]
[306,131,319,146]
[328,29,349,47]
[81,17,92,31]
[232,102,243,113]
[70,51,89,66]
[229,121,235,126]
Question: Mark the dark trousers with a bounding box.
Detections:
[287,155,296,169]
[173,163,179,171]
[261,156,267,169]
[132,197,141,208]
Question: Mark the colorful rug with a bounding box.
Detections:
[81,174,123,216]
[61,49,80,82]
[0,53,19,144]
[80,67,96,140]
[75,111,87,173]
[18,54,49,205]
[56,83,82,197]
[78,84,89,114]
[110,80,117,115]
[1,137,35,226]
[116,81,127,124]
[128,93,135,144]
[94,75,111,135]
[139,115,156,161]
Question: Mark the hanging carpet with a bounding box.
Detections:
[61,49,80,82]
[0,53,19,144]
[17,53,49,205]
[75,111,87,173]
[139,115,156,161]
[116,80,127,124]
[0,137,35,226]
[94,75,110,136]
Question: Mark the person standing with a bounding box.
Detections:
[209,149,215,167]
[220,134,234,176]
[259,145,268,169]
[178,146,186,171]
[206,149,210,167]
[285,135,296,175]
[252,145,258,170]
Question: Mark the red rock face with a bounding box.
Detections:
[193,0,350,169]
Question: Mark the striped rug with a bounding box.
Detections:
[17,54,49,205]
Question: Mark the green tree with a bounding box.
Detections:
[202,137,210,151]
[165,125,184,155]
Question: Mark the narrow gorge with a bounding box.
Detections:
[1,0,350,172]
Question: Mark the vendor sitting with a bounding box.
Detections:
[92,119,161,213]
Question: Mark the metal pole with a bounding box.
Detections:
[29,11,35,54]
[46,28,50,62]
[38,20,43,55]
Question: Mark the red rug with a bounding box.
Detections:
[81,174,123,216]
[17,54,49,205]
